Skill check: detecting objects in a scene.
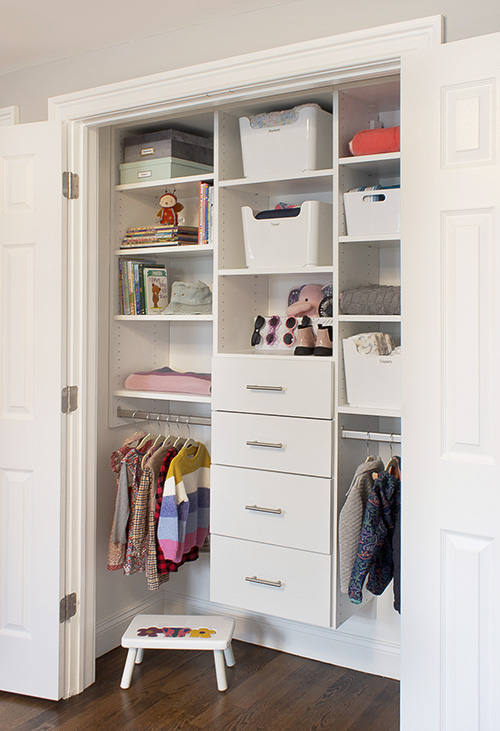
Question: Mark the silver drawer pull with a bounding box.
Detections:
[245,575,283,588]
[246,384,284,392]
[246,440,283,449]
[245,504,282,515]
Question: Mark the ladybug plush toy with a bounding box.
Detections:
[157,191,184,226]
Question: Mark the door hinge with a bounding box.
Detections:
[61,385,78,413]
[62,171,79,199]
[60,593,77,623]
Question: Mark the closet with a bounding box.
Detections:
[95,72,402,653]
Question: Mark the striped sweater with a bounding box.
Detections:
[157,442,210,563]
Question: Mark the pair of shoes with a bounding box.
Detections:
[294,317,332,356]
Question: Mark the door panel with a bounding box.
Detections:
[0,121,64,699]
[401,32,500,730]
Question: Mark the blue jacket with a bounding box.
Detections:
[348,469,401,604]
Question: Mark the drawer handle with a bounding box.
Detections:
[246,440,283,449]
[246,384,284,392]
[245,575,283,588]
[245,504,282,515]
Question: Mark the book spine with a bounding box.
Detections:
[198,181,205,245]
[138,263,146,315]
[133,263,141,314]
[127,261,136,315]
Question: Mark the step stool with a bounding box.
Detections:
[120,614,236,692]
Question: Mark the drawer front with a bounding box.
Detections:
[211,465,332,553]
[210,535,331,627]
[212,411,334,478]
[212,356,333,418]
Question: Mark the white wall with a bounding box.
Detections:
[1,0,500,122]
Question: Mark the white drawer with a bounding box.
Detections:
[210,535,331,627]
[211,465,332,553]
[212,411,334,477]
[212,356,333,418]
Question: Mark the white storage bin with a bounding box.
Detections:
[342,337,401,409]
[343,187,400,236]
[239,104,332,179]
[242,201,332,268]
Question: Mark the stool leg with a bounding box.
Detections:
[135,648,144,664]
[224,643,235,667]
[213,649,228,692]
[120,648,138,689]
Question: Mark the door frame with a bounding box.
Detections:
[49,15,443,697]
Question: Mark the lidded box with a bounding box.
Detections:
[239,104,332,179]
[123,129,213,166]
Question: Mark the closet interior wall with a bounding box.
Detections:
[94,75,402,663]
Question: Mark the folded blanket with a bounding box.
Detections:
[349,126,400,156]
[340,285,401,315]
[125,367,211,395]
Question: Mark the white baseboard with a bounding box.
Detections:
[95,593,164,657]
[96,589,400,678]
[163,592,400,680]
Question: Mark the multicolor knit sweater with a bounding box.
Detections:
[157,442,210,563]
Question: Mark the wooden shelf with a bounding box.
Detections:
[219,170,334,195]
[114,314,213,322]
[338,315,401,323]
[337,404,401,418]
[219,265,334,276]
[338,153,400,176]
[115,244,213,257]
[115,173,213,196]
[114,389,212,404]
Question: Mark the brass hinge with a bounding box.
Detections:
[61,385,78,413]
[62,171,79,199]
[60,593,77,623]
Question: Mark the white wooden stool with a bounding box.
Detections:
[120,614,236,692]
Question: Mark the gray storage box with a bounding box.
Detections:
[123,129,213,166]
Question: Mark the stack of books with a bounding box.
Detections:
[198,182,214,246]
[121,225,199,248]
[119,259,168,315]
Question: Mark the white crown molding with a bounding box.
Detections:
[49,15,443,125]
[0,105,20,126]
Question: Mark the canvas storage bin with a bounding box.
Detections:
[239,104,332,179]
[241,201,332,268]
[343,188,400,236]
[119,157,213,185]
[342,337,401,409]
[123,129,213,166]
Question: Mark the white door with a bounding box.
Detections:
[0,121,65,699]
[401,32,500,730]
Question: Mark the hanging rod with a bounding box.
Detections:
[341,428,401,444]
[117,406,211,427]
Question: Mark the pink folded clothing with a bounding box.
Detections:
[348,126,400,156]
[125,367,211,395]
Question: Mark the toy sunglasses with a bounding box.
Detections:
[265,315,280,345]
[251,315,266,346]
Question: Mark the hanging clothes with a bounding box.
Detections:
[157,442,210,564]
[107,431,147,571]
[348,461,401,605]
[338,455,384,594]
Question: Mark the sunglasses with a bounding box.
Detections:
[265,315,280,345]
[251,315,266,346]
[283,316,297,346]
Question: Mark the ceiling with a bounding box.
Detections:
[0,0,286,75]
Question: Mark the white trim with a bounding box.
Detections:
[49,16,443,124]
[163,591,401,679]
[50,16,442,695]
[0,105,20,126]
[96,594,164,658]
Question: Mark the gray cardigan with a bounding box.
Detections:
[338,456,384,594]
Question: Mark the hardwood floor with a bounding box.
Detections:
[0,641,399,730]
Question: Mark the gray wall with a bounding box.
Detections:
[1,0,500,122]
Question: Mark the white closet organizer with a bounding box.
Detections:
[107,79,401,630]
[108,113,215,427]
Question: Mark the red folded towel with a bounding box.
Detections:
[348,126,400,156]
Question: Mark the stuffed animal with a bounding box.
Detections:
[286,283,332,317]
[156,192,184,226]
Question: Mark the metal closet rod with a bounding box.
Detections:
[117,407,211,427]
[341,428,401,444]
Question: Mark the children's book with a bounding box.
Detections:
[144,267,168,313]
